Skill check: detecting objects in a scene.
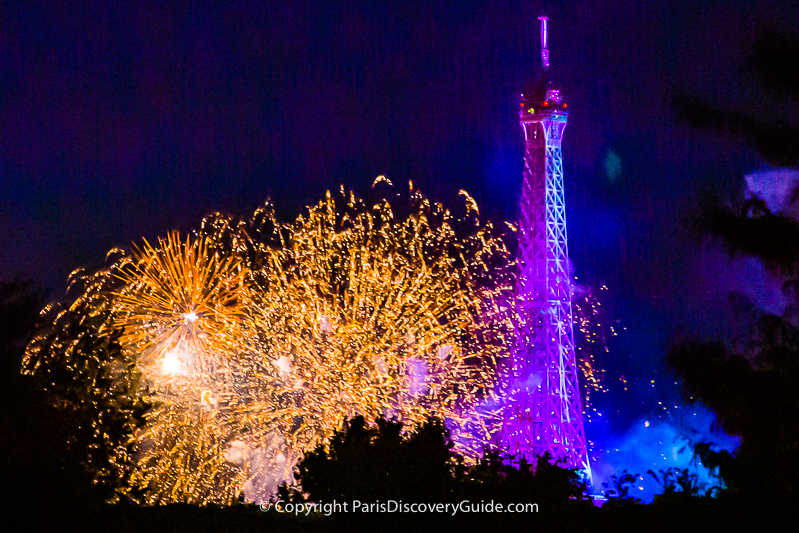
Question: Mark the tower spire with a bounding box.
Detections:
[538,16,550,69]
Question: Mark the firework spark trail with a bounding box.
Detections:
[24,186,520,504]
[23,185,608,505]
[109,233,252,404]
[240,191,510,457]
[111,233,248,353]
[573,282,613,415]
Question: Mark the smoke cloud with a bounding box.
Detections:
[590,404,739,502]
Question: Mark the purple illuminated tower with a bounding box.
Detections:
[503,16,591,480]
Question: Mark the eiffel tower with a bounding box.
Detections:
[502,16,591,481]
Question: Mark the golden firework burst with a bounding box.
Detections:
[24,187,518,505]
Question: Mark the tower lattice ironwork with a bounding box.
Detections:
[503,16,591,480]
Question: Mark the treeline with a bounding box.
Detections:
[0,278,787,532]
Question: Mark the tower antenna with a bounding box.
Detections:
[538,16,550,69]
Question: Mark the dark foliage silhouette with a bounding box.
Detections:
[289,415,458,503]
[601,470,642,507]
[667,32,799,508]
[647,468,710,500]
[672,32,799,167]
[277,415,595,530]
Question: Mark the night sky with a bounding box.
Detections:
[2,0,798,495]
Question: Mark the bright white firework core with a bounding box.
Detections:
[160,350,185,375]
[183,311,199,323]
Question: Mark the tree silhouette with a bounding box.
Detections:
[672,31,799,167]
[1,279,105,522]
[21,301,151,503]
[277,415,592,531]
[288,415,458,503]
[601,470,642,507]
[668,31,799,502]
[647,468,709,500]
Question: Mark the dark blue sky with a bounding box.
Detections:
[2,1,798,439]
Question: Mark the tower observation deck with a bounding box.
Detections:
[503,16,591,481]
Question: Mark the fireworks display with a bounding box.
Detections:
[23,184,526,504]
[21,181,610,504]
[573,282,613,422]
